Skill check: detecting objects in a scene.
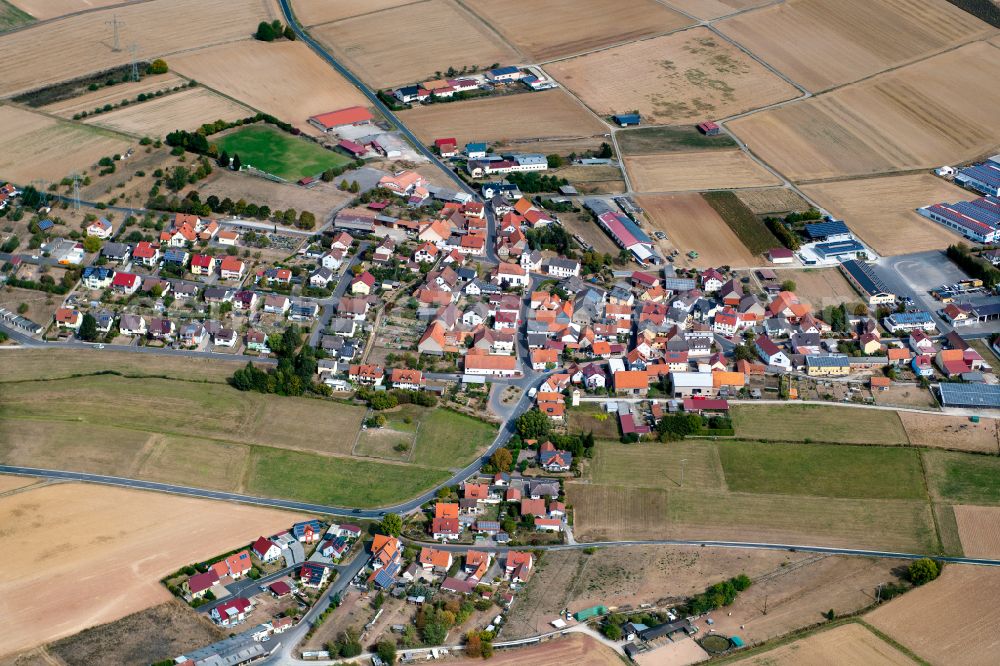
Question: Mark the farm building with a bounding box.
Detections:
[938,382,1000,409]
[767,247,794,264]
[487,66,523,83]
[613,113,641,127]
[308,106,373,132]
[337,139,367,158]
[917,195,1000,244]
[840,259,895,306]
[803,220,851,242]
[955,156,1000,196]
[435,138,458,157]
[812,239,866,261]
[696,121,720,136]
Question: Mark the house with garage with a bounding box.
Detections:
[299,562,330,589]
[86,217,113,238]
[251,536,282,563]
[190,254,216,276]
[505,551,533,582]
[538,441,572,472]
[755,334,791,370]
[219,256,246,281]
[211,597,252,627]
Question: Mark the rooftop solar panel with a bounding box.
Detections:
[938,382,1000,408]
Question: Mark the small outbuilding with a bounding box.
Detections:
[697,121,720,135]
[613,113,641,127]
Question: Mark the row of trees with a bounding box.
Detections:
[229,327,318,396]
[947,243,1000,288]
[506,172,569,194]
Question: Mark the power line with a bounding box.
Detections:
[105,14,124,52]
[128,43,140,82]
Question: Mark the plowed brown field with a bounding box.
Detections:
[625,150,781,192]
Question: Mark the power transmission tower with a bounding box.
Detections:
[106,14,124,52]
[128,43,140,82]
[72,172,82,211]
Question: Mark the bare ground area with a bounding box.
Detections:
[0,475,39,494]
[954,505,1000,558]
[727,622,916,666]
[84,87,252,138]
[0,105,134,183]
[0,0,279,98]
[662,0,772,20]
[0,287,61,331]
[397,89,607,147]
[559,211,623,256]
[637,193,757,268]
[625,151,781,192]
[801,174,972,256]
[170,40,370,137]
[734,187,809,215]
[717,0,996,92]
[463,0,693,61]
[6,0,125,20]
[0,482,307,657]
[728,42,1000,181]
[449,634,622,666]
[546,27,799,124]
[899,412,999,453]
[311,0,518,89]
[292,0,415,26]
[866,565,1000,666]
[766,268,858,310]
[505,546,804,639]
[180,169,353,221]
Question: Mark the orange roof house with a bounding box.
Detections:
[435,503,459,519]
[614,370,649,392]
[712,371,745,389]
[419,547,453,570]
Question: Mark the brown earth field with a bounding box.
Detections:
[311,0,518,89]
[735,187,809,215]
[559,211,622,256]
[954,505,1000,558]
[291,0,415,26]
[170,40,370,136]
[0,105,133,183]
[0,0,279,98]
[0,482,308,657]
[728,42,1000,181]
[726,622,916,666]
[180,169,353,221]
[663,0,772,20]
[766,268,859,309]
[550,164,625,195]
[801,174,973,256]
[505,545,803,638]
[637,193,757,268]
[6,0,123,21]
[41,73,188,118]
[546,27,800,124]
[866,565,1000,666]
[717,0,996,92]
[0,348,249,383]
[625,150,781,192]
[0,474,38,493]
[397,89,607,147]
[899,412,999,454]
[0,287,61,332]
[463,0,693,61]
[84,87,252,138]
[448,634,621,666]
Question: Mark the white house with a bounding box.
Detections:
[755,335,791,370]
[86,217,113,239]
[494,262,529,288]
[546,258,580,278]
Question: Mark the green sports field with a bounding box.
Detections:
[216,124,352,181]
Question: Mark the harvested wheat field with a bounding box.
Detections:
[0,0,278,98]
[170,40,369,135]
[728,623,915,666]
[465,0,693,61]
[954,506,1000,558]
[0,482,308,657]
[729,42,1000,182]
[6,0,124,21]
[663,0,771,20]
[625,150,780,192]
[291,0,415,26]
[85,87,252,137]
[0,105,132,183]
[312,0,517,89]
[449,634,621,666]
[735,187,809,215]
[398,89,606,146]
[867,565,1000,666]
[899,412,999,453]
[42,74,188,118]
[547,27,799,124]
[802,175,973,256]
[717,0,995,92]
[637,193,756,267]
[0,475,38,494]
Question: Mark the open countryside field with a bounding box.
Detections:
[636,193,757,268]
[727,622,915,666]
[170,40,370,136]
[867,565,1000,666]
[954,505,1000,558]
[717,0,995,92]
[397,89,606,147]
[7,0,124,21]
[731,404,909,445]
[589,441,726,490]
[0,348,247,383]
[0,105,132,183]
[801,174,972,256]
[729,42,1000,181]
[0,482,306,658]
[547,27,799,124]
[42,73,188,118]
[625,150,781,192]
[312,0,518,89]
[411,408,495,468]
[0,0,278,98]
[662,0,771,20]
[291,0,414,26]
[449,634,621,666]
[616,124,737,156]
[899,412,999,453]
[84,87,252,137]
[923,449,1000,505]
[735,187,809,215]
[215,124,352,182]
[0,0,33,30]
[0,474,37,493]
[549,164,625,195]
[464,0,693,61]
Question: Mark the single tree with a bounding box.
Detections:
[283,25,296,40]
[79,313,98,341]
[376,640,396,665]
[379,512,403,537]
[217,150,230,168]
[490,447,513,472]
[149,58,169,74]
[780,279,796,292]
[231,154,242,171]
[82,235,102,254]
[255,21,276,41]
[598,142,613,159]
[907,558,940,586]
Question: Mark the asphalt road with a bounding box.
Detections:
[309,241,369,346]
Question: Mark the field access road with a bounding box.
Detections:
[277,0,499,263]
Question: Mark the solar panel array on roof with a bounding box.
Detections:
[938,382,1000,408]
[804,220,850,239]
[927,204,995,235]
[841,259,892,296]
[958,163,1000,189]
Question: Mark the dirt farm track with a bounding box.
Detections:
[0,482,308,657]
